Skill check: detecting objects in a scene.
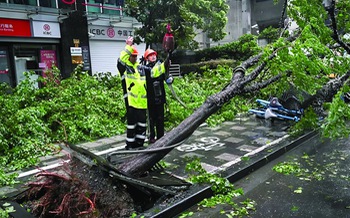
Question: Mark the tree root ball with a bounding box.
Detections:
[20,157,135,218]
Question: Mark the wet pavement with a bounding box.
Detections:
[181,131,350,218]
[2,114,349,217]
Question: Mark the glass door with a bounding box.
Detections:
[0,47,11,87]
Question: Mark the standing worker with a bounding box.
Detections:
[117,36,152,150]
[144,48,173,143]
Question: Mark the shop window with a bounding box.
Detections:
[10,0,34,5]
[106,0,124,6]
[39,0,57,8]
[103,0,122,15]
[87,0,102,14]
[13,44,58,87]
[0,48,11,86]
[117,0,124,6]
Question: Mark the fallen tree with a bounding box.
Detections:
[117,0,350,177]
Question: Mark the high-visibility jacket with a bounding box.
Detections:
[118,45,149,109]
[124,63,148,109]
[151,61,166,78]
[146,61,167,106]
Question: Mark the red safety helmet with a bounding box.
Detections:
[144,49,157,58]
[131,46,139,55]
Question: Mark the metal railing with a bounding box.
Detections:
[169,64,181,77]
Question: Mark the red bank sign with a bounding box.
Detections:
[0,18,31,37]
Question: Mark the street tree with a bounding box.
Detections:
[117,0,350,176]
[123,0,229,49]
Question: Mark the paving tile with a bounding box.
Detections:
[241,131,261,138]
[211,130,232,137]
[234,117,250,122]
[244,121,259,126]
[2,115,294,200]
[267,131,287,137]
[192,130,206,136]
[255,126,271,131]
[223,137,244,144]
[200,162,219,173]
[253,137,273,145]
[221,121,237,126]
[108,135,125,142]
[203,126,221,131]
[230,126,247,131]
[215,153,240,161]
[180,152,205,159]
[0,186,19,197]
[237,144,258,152]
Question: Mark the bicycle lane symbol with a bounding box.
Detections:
[176,136,225,152]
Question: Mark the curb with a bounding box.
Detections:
[147,130,319,218]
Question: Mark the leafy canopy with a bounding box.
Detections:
[124,0,229,49]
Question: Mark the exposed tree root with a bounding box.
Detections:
[20,157,135,218]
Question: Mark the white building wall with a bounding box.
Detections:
[195,0,284,49]
[210,0,244,47]
[88,17,145,76]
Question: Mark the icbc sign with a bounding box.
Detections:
[90,29,106,36]
[89,26,133,40]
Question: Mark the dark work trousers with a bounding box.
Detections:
[126,107,147,148]
[148,103,165,141]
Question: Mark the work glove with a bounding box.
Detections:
[126,36,133,46]
[166,75,174,84]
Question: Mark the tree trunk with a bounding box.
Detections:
[117,59,281,176]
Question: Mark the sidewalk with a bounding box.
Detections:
[140,115,314,217]
[0,114,301,217]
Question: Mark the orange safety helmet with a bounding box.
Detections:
[131,46,139,55]
[144,49,157,58]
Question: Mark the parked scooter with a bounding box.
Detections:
[249,97,303,122]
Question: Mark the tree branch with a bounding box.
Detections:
[327,0,350,54]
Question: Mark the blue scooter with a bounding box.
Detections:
[249,97,303,122]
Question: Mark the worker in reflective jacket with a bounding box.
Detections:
[144,48,173,143]
[117,37,152,149]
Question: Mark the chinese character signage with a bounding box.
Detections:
[40,50,57,76]
[82,46,91,71]
[88,25,133,40]
[32,21,61,38]
[0,18,31,37]
[70,47,83,64]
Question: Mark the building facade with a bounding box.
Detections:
[196,0,285,49]
[0,0,283,87]
[0,0,142,88]
[84,0,145,76]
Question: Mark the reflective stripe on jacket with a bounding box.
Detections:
[125,63,147,109]
[151,61,166,78]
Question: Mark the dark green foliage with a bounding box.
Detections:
[0,62,250,186]
[0,65,126,186]
[258,26,280,43]
[164,64,252,129]
[194,34,261,62]
[181,59,238,75]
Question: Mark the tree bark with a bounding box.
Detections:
[116,0,350,177]
[117,58,281,176]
